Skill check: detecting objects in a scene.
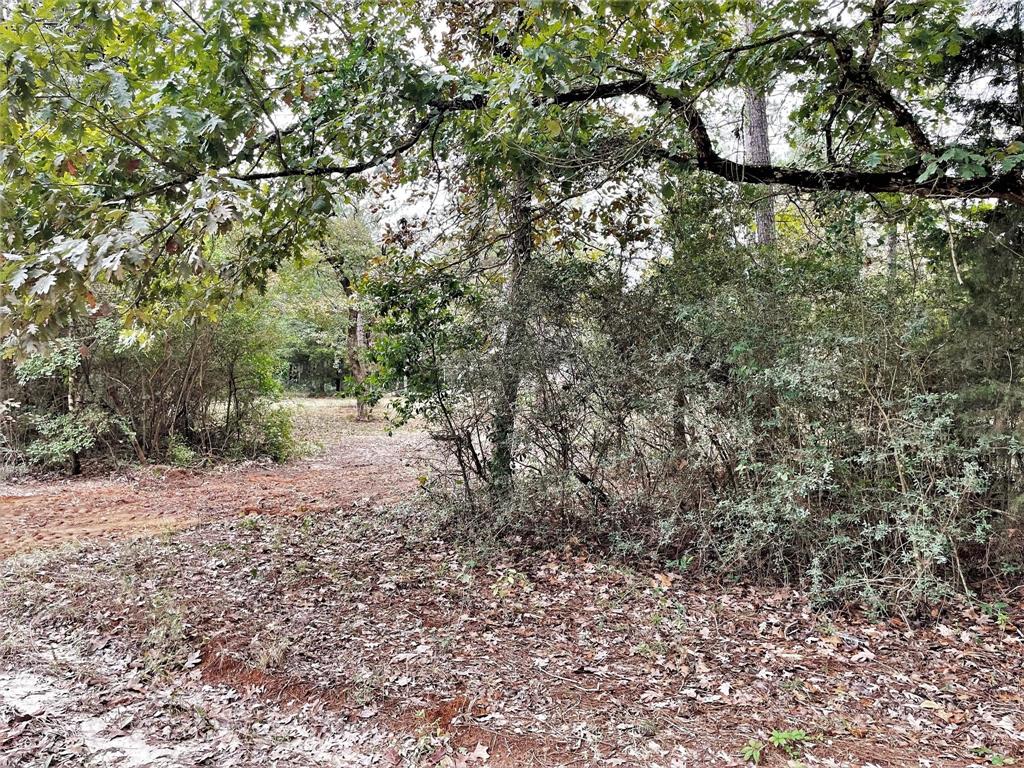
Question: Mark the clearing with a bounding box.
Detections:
[1,399,1022,767]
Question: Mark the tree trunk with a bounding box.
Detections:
[672,379,689,452]
[346,305,370,421]
[743,3,777,246]
[356,308,370,420]
[67,367,81,475]
[1015,1,1024,137]
[886,225,899,278]
[488,174,533,500]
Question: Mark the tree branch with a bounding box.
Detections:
[633,80,1024,204]
[113,75,1024,208]
[651,147,1024,205]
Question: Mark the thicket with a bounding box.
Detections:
[375,180,1024,608]
[0,300,291,474]
[0,217,376,474]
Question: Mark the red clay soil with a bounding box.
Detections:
[0,406,427,557]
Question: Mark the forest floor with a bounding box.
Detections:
[1,399,1023,768]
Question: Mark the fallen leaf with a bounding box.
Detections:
[467,742,489,762]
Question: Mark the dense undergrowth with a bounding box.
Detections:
[0,304,294,474]
[378,191,1024,609]
[0,221,380,475]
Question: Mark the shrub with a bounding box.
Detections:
[24,407,134,469]
[244,404,296,463]
[378,188,1024,608]
[167,434,198,467]
[1,293,293,470]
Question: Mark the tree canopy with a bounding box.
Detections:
[2,0,1023,349]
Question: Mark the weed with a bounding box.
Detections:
[973,746,1017,765]
[665,555,694,573]
[490,568,531,598]
[741,739,765,765]
[140,593,191,677]
[769,729,809,758]
[981,601,1012,630]
[636,719,658,737]
[630,640,668,659]
[351,670,384,706]
[239,515,262,532]
[781,677,807,695]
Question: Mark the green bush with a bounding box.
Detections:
[1,291,294,469]
[167,434,198,467]
[24,406,134,469]
[248,404,296,463]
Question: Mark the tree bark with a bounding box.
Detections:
[67,366,81,475]
[488,174,533,500]
[886,225,899,278]
[1015,1,1024,137]
[743,4,777,246]
[672,380,690,452]
[346,305,371,421]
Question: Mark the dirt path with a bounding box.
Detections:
[0,649,388,768]
[0,400,428,557]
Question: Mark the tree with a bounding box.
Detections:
[2,0,1023,350]
[488,173,533,498]
[319,217,378,419]
[742,0,777,246]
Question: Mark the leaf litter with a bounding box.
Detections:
[0,402,1022,767]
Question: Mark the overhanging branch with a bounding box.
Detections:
[114,75,1024,208]
[650,148,1024,205]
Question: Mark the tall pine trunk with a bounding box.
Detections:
[743,2,777,246]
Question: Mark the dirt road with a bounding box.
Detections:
[0,400,428,557]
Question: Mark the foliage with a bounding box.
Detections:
[373,168,1024,607]
[2,0,1023,607]
[23,406,133,469]
[741,739,765,765]
[247,403,295,464]
[769,729,809,758]
[167,433,198,468]
[2,289,293,470]
[271,216,379,406]
[273,256,349,394]
[2,0,1023,348]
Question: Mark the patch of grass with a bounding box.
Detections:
[140,592,192,678]
[239,515,263,532]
